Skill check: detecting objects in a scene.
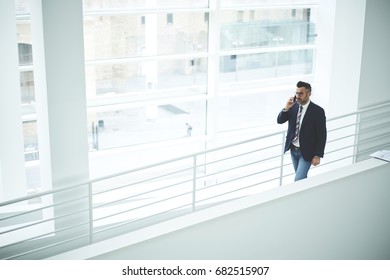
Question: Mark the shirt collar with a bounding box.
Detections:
[300,100,310,110]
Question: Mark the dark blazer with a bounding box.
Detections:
[277,101,327,162]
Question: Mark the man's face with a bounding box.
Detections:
[295,86,311,105]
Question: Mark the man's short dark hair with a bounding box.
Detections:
[297,81,311,92]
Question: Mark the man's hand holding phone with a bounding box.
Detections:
[283,96,297,112]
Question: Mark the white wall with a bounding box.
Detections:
[358,0,390,109]
[0,0,27,200]
[318,0,390,115]
[30,0,91,250]
[315,0,366,117]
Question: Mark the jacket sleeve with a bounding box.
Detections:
[314,107,327,158]
[277,110,289,124]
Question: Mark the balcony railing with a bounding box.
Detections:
[1,101,389,259]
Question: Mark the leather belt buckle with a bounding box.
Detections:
[291,144,300,150]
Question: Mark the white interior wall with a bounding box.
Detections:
[315,0,366,117]
[358,0,390,109]
[0,0,27,200]
[38,0,89,187]
[30,0,91,247]
[318,0,390,115]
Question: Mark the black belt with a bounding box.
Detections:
[290,144,301,151]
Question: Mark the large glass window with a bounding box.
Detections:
[83,2,319,161]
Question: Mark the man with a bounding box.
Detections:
[277,81,327,181]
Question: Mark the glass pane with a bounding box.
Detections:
[221,0,319,8]
[220,8,317,51]
[23,121,39,161]
[20,71,35,106]
[83,12,208,60]
[219,49,314,83]
[87,100,206,150]
[16,0,30,15]
[83,0,209,11]
[17,22,33,65]
[86,58,207,98]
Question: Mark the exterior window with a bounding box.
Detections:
[167,13,173,24]
[204,12,209,22]
[18,43,33,65]
[249,10,255,21]
[237,11,244,22]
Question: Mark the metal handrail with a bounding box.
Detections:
[1,101,389,259]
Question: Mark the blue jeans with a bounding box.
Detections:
[290,147,311,181]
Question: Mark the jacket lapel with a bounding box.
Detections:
[300,101,313,129]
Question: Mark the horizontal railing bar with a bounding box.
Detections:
[310,154,356,169]
[0,193,90,222]
[195,155,281,182]
[196,176,280,205]
[0,182,89,208]
[280,154,358,180]
[323,144,357,155]
[358,124,390,136]
[327,101,390,122]
[93,164,194,196]
[4,232,92,260]
[0,207,90,236]
[0,219,91,251]
[356,133,390,145]
[93,202,193,236]
[93,189,193,223]
[357,110,390,122]
[326,133,358,144]
[197,165,282,194]
[359,115,390,125]
[197,143,282,167]
[327,122,358,133]
[93,175,193,210]
[356,144,390,156]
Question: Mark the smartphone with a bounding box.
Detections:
[293,96,297,103]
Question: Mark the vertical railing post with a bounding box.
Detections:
[192,155,197,212]
[279,131,286,186]
[353,112,361,163]
[88,182,94,244]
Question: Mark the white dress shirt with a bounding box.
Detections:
[292,100,310,147]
